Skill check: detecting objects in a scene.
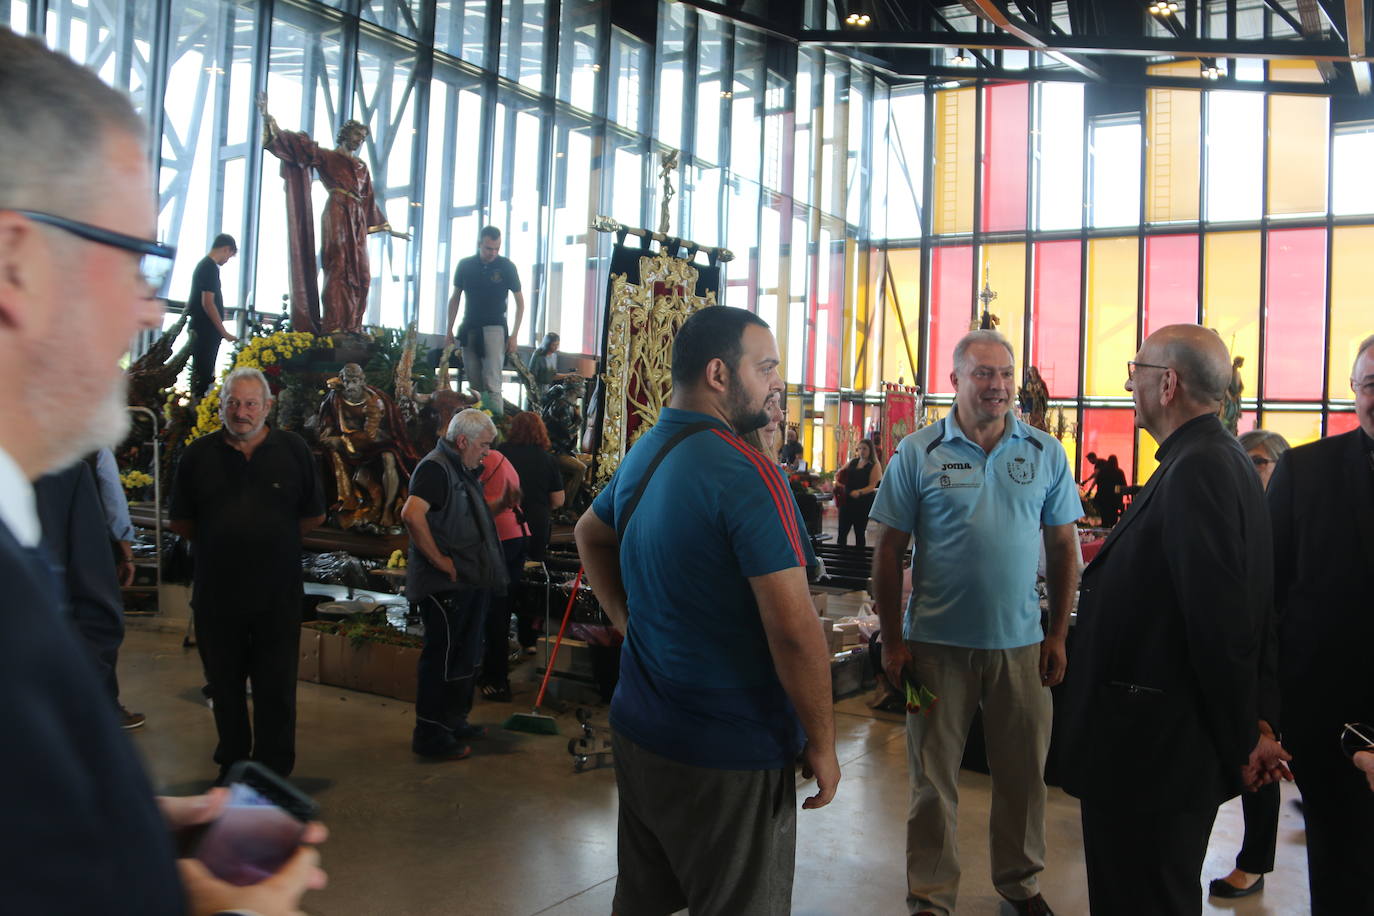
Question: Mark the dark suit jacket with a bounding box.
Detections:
[1268,429,1374,752]
[0,521,184,913]
[1058,414,1274,812]
[35,461,125,696]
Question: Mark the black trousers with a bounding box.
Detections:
[1288,724,1374,915]
[1233,781,1279,874]
[837,496,874,548]
[195,596,300,777]
[480,537,526,687]
[415,589,486,733]
[1080,799,1216,916]
[189,328,222,399]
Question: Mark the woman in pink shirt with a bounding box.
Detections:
[478,447,528,701]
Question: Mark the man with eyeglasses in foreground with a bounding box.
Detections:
[1058,324,1288,916]
[870,329,1082,916]
[0,29,325,914]
[1264,333,1374,913]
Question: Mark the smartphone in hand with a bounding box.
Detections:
[191,761,318,886]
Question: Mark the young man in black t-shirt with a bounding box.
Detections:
[186,233,238,398]
[444,226,524,417]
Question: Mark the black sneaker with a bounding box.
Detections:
[412,734,471,760]
[120,706,147,729]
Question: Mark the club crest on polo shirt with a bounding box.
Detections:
[1006,456,1035,485]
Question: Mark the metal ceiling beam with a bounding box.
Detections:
[800,30,1354,61]
[1314,0,1347,39]
[961,0,1105,79]
[1293,0,1340,80]
[1349,0,1368,57]
[1263,0,1307,35]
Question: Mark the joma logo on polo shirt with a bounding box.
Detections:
[941,462,972,471]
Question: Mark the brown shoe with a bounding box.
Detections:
[120,706,146,729]
[1003,894,1054,916]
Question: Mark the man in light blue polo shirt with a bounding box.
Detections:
[871,329,1082,916]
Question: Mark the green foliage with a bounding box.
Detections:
[303,611,422,650]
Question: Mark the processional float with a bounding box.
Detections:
[586,150,734,489]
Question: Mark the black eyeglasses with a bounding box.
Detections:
[10,209,176,294]
[1126,360,1171,382]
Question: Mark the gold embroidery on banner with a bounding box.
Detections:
[594,251,715,487]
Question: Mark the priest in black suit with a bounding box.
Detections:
[1267,333,1374,915]
[1058,324,1288,916]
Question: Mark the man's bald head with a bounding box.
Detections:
[1141,324,1233,407]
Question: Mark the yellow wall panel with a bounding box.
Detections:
[1263,410,1323,447]
[1147,60,1201,77]
[933,87,976,235]
[979,243,1026,363]
[1330,226,1374,397]
[881,248,922,387]
[1203,231,1261,394]
[1269,60,1324,83]
[1146,88,1201,223]
[1137,428,1161,485]
[1268,95,1329,216]
[1085,238,1140,396]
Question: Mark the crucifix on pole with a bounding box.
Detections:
[658,149,679,237]
[975,260,1000,330]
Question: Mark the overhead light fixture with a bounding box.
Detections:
[951,49,973,66]
[1148,1,1180,15]
[1202,62,1221,79]
[845,11,871,27]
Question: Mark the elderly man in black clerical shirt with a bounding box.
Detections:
[171,366,325,781]
[1058,324,1289,916]
[1266,333,1374,914]
[186,232,237,398]
[0,28,325,913]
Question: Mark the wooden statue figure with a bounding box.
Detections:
[1018,365,1051,432]
[258,93,409,335]
[1220,355,1244,435]
[316,363,419,530]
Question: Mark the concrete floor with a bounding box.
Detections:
[116,625,1314,916]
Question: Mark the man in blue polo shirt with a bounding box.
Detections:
[871,330,1082,916]
[575,305,838,916]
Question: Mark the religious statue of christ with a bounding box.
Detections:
[258,92,409,335]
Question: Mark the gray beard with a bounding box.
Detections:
[35,377,130,475]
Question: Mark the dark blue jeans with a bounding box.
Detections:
[415,589,487,734]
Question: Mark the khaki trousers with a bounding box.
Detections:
[904,641,1051,916]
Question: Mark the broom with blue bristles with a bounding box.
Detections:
[504,567,583,735]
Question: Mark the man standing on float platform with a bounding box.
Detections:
[575,306,838,915]
[445,225,524,417]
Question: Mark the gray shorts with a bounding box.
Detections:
[612,731,797,916]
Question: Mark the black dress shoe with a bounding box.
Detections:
[1208,874,1264,898]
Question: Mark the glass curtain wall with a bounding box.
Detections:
[12,0,1367,479]
[884,68,1367,487]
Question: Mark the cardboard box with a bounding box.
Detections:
[810,592,829,615]
[298,627,420,703]
[535,636,595,678]
[823,590,870,620]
